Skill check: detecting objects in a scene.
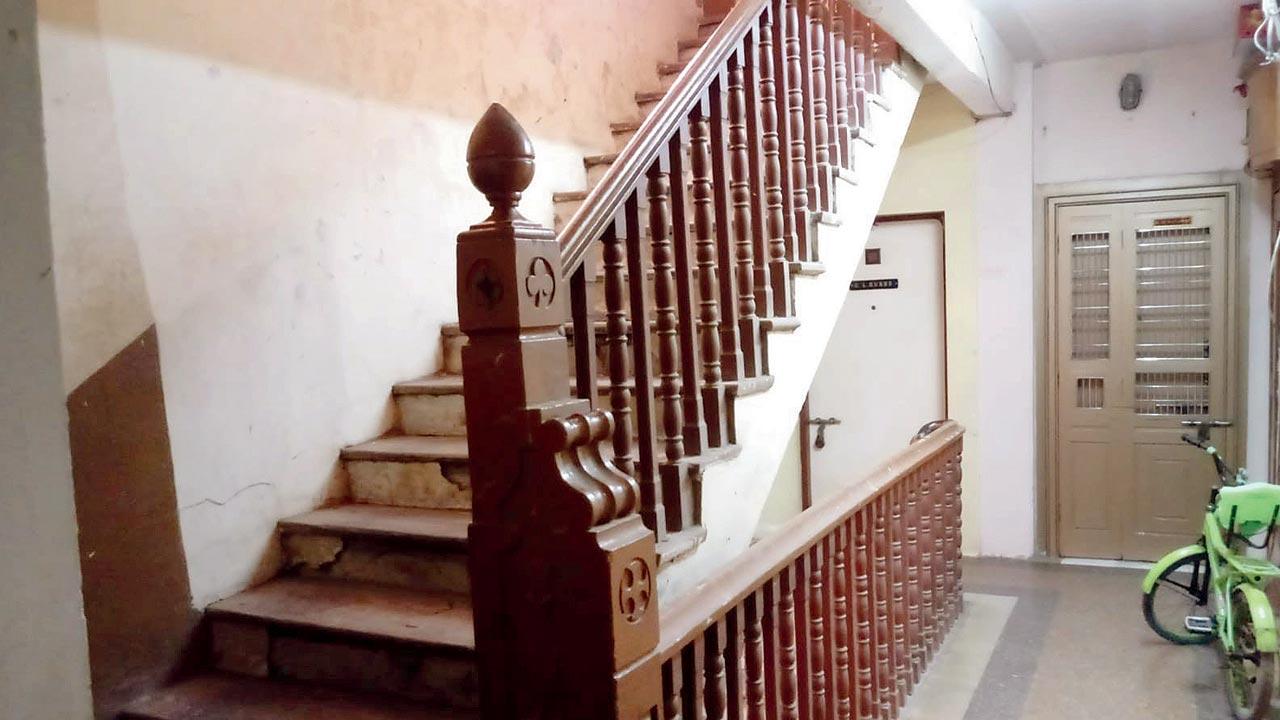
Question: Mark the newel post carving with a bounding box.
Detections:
[457,104,660,719]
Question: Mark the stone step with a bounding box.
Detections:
[635,89,667,118]
[697,12,727,40]
[658,59,689,91]
[391,375,466,436]
[342,436,470,509]
[121,673,474,720]
[677,36,708,63]
[584,152,619,187]
[208,576,477,709]
[280,504,470,595]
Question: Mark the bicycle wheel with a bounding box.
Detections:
[1142,550,1214,645]
[1225,589,1279,720]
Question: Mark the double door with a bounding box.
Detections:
[1056,196,1234,561]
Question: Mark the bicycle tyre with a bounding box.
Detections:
[1142,550,1214,645]
[1226,588,1279,720]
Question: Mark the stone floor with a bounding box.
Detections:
[904,557,1245,719]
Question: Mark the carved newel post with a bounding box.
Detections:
[458,104,660,719]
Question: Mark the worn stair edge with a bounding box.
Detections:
[814,210,841,227]
[656,526,708,567]
[658,60,689,76]
[208,576,475,650]
[552,190,588,203]
[635,89,666,104]
[834,166,857,186]
[392,374,464,396]
[791,260,826,276]
[121,673,474,720]
[678,37,707,52]
[761,316,802,333]
[280,505,469,547]
[341,436,469,463]
[583,152,619,168]
[726,374,774,398]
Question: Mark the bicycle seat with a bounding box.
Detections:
[1215,482,1280,538]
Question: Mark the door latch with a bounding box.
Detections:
[808,417,842,449]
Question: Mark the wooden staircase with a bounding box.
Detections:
[123,1,936,717]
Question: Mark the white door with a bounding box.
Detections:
[809,218,947,501]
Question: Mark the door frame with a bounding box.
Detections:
[1039,176,1244,558]
[872,211,950,418]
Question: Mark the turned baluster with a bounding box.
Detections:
[745,592,769,720]
[853,509,876,720]
[919,469,937,657]
[955,451,965,611]
[667,127,709,458]
[829,1,851,169]
[602,222,637,477]
[872,496,894,718]
[783,0,814,263]
[850,12,870,138]
[648,154,694,533]
[807,0,832,213]
[943,457,957,630]
[742,26,775,320]
[833,527,853,720]
[708,72,747,382]
[763,577,785,720]
[890,485,908,702]
[705,625,730,720]
[906,472,923,681]
[769,0,803,270]
[779,568,802,720]
[688,106,730,448]
[807,546,829,720]
[664,656,685,720]
[726,608,747,718]
[682,641,708,720]
[757,5,795,318]
[931,463,947,635]
[727,51,766,377]
[624,193,667,538]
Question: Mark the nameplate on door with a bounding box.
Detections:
[850,278,899,291]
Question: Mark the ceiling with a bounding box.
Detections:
[971,0,1242,63]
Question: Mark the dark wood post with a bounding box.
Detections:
[457,104,659,719]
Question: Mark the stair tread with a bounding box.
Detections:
[123,673,472,720]
[209,576,474,650]
[392,374,464,396]
[658,60,688,75]
[553,190,588,202]
[584,152,619,167]
[700,12,727,26]
[677,37,706,51]
[342,435,469,462]
[280,505,470,546]
[610,120,642,133]
[636,90,666,103]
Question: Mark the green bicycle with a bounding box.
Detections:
[1142,420,1280,720]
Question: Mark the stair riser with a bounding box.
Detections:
[442,335,466,374]
[587,161,612,188]
[211,620,478,710]
[553,197,584,232]
[348,460,471,510]
[397,394,466,437]
[678,44,703,63]
[281,531,470,595]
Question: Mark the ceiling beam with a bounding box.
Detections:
[864,0,1017,117]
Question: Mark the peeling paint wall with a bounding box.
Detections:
[35,0,702,614]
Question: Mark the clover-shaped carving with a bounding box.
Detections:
[525,256,556,308]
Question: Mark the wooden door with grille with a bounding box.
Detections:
[1056,196,1233,561]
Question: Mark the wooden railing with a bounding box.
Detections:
[454,1,906,716]
[649,420,964,718]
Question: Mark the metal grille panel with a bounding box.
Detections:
[1134,372,1210,416]
[1070,232,1110,360]
[1076,378,1104,409]
[1135,227,1212,360]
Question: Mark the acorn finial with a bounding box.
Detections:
[467,103,535,222]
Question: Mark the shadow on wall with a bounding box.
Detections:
[39,0,669,149]
[66,326,198,719]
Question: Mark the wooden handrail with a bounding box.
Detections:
[655,420,963,659]
[559,0,771,275]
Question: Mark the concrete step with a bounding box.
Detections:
[657,59,689,91]
[697,12,727,40]
[208,577,477,709]
[121,673,474,720]
[280,504,470,594]
[391,375,466,437]
[341,436,470,510]
[677,36,708,63]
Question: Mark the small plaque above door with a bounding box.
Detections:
[850,278,899,291]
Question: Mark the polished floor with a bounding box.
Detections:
[906,558,1245,719]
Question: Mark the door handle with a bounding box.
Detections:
[808,417,842,450]
[1180,419,1233,444]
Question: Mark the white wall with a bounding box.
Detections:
[974,62,1036,557]
[36,0,702,608]
[0,0,94,715]
[1033,40,1246,185]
